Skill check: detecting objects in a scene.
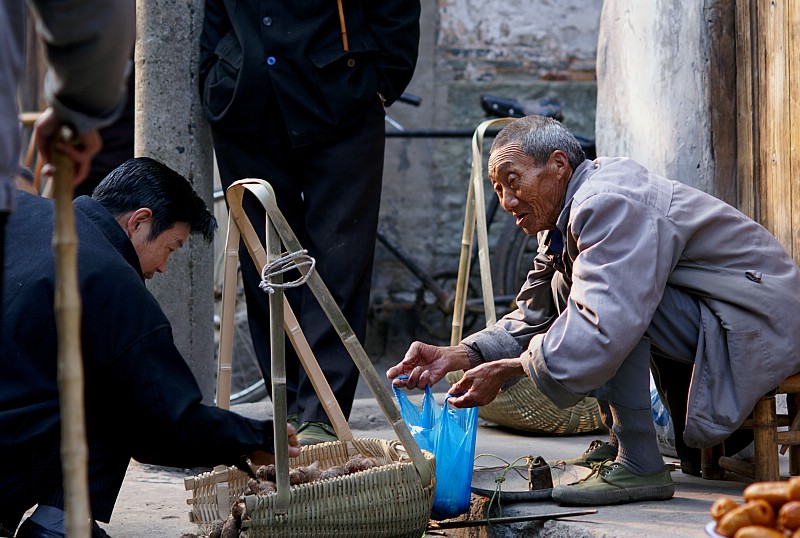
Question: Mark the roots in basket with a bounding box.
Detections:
[245,455,380,494]
[187,456,384,538]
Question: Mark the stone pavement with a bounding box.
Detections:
[95,368,771,538]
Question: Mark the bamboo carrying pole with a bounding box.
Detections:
[450,117,515,346]
[52,126,91,537]
[225,179,433,490]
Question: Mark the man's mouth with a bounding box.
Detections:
[515,213,527,227]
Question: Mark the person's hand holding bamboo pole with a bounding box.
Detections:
[52,125,91,538]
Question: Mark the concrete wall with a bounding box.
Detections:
[595,0,725,196]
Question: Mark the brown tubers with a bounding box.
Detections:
[712,497,741,522]
[733,525,786,538]
[207,519,224,538]
[779,501,800,531]
[220,514,239,538]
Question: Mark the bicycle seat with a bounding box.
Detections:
[480,95,564,121]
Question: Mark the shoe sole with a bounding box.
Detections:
[551,483,675,506]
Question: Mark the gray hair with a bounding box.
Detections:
[490,115,586,170]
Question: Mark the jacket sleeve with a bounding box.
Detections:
[29,0,135,133]
[365,0,421,106]
[199,0,232,91]
[106,327,274,469]
[522,192,679,407]
[461,230,560,362]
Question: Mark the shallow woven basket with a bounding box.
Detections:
[185,438,435,538]
[469,375,604,435]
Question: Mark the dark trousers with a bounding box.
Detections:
[0,431,129,530]
[211,101,385,423]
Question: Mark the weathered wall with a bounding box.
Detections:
[595,0,737,201]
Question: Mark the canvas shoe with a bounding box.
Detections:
[559,439,618,468]
[551,460,674,506]
[296,421,338,446]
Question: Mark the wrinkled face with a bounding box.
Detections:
[488,143,571,235]
[126,210,190,279]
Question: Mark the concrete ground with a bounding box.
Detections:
[96,360,764,538]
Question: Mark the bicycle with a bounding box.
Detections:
[213,93,596,403]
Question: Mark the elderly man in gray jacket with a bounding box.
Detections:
[388,115,800,506]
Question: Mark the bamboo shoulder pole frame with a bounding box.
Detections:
[52,127,92,537]
[450,117,516,346]
[220,179,433,512]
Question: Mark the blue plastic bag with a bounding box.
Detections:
[393,384,479,519]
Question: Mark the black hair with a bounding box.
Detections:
[491,115,586,171]
[92,157,216,243]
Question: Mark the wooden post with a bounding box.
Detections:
[736,0,799,263]
[52,127,91,537]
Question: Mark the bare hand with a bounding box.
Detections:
[34,108,102,186]
[447,358,525,408]
[386,341,470,390]
[248,423,301,465]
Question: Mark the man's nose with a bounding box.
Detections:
[500,188,517,210]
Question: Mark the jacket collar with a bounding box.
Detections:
[555,159,595,236]
[74,196,144,281]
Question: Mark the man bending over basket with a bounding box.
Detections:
[0,157,300,538]
[388,115,800,506]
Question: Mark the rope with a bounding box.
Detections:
[473,453,534,524]
[259,250,316,294]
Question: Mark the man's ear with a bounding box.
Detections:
[549,150,571,179]
[125,208,153,237]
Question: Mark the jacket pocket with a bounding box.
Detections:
[307,33,380,124]
[202,32,244,124]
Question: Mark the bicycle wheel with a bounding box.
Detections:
[414,271,484,345]
[493,215,539,299]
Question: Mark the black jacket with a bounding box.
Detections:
[199,0,420,145]
[1,192,273,468]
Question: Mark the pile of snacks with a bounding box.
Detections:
[710,477,800,537]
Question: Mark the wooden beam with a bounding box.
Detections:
[735,0,757,220]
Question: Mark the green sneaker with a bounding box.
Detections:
[551,460,674,506]
[560,439,618,468]
[296,421,338,446]
[286,414,300,432]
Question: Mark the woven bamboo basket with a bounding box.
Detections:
[186,438,435,538]
[476,377,604,434]
[187,179,436,538]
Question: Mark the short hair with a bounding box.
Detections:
[92,157,217,243]
[491,115,586,171]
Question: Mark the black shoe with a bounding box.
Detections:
[15,518,111,538]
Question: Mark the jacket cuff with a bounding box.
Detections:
[521,334,584,409]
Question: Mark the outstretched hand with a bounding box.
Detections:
[249,423,301,465]
[386,341,470,390]
[447,358,526,408]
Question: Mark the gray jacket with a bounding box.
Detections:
[465,157,800,447]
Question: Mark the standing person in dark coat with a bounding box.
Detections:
[200,1,421,444]
[0,157,300,538]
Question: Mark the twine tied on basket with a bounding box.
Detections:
[259,249,315,294]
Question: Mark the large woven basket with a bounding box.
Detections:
[185,438,435,537]
[196,180,436,537]
[479,377,604,434]
[445,371,604,434]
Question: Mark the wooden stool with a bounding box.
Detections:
[702,373,800,481]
